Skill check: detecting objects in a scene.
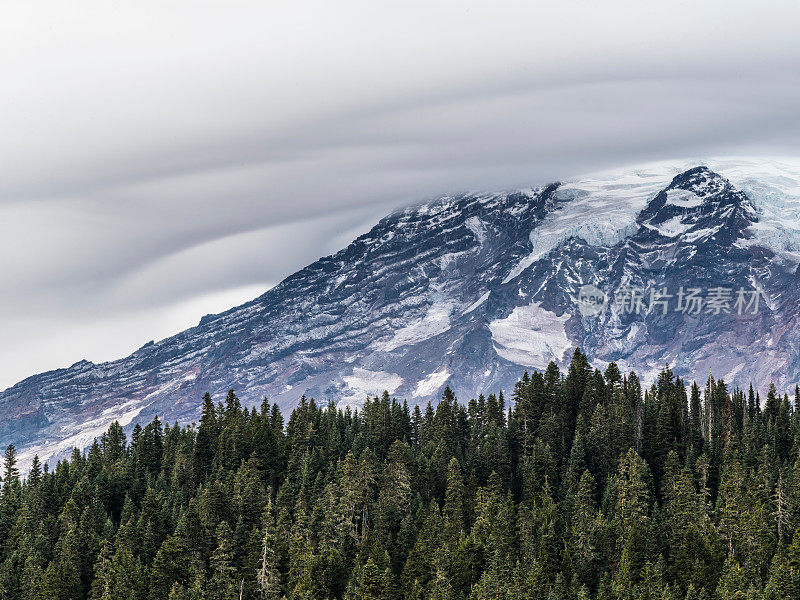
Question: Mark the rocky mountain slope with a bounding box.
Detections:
[4,158,800,464]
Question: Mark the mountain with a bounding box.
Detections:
[4,158,800,465]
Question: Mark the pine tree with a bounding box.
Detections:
[777,394,792,462]
[443,457,465,542]
[28,455,42,489]
[194,393,218,485]
[209,521,238,600]
[352,558,386,600]
[572,470,598,589]
[257,500,282,600]
[89,540,114,600]
[609,448,651,573]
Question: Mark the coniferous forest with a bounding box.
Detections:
[2,349,800,599]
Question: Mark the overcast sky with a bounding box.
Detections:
[2,0,800,390]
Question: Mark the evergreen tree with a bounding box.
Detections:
[443,457,465,542]
[257,500,282,600]
[208,521,239,600]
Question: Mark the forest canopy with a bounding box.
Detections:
[0,348,799,600]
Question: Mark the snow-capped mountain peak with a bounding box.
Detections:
[3,158,800,467]
[636,166,757,244]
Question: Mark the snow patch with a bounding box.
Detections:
[644,216,692,238]
[465,216,487,244]
[464,291,490,314]
[489,303,572,368]
[665,188,704,208]
[683,226,719,243]
[724,363,746,382]
[18,398,151,469]
[384,300,453,351]
[413,369,451,398]
[339,368,404,409]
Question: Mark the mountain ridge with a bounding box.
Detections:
[4,158,800,465]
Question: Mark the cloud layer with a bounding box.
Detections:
[2,0,800,389]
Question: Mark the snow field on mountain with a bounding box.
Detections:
[503,166,677,284]
[488,303,572,368]
[708,158,800,254]
[643,217,693,238]
[340,367,404,408]
[383,298,455,351]
[665,188,704,208]
[414,368,451,398]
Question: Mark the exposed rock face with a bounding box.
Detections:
[3,159,800,464]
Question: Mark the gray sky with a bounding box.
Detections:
[2,0,800,390]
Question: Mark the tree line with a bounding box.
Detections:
[1,348,799,599]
